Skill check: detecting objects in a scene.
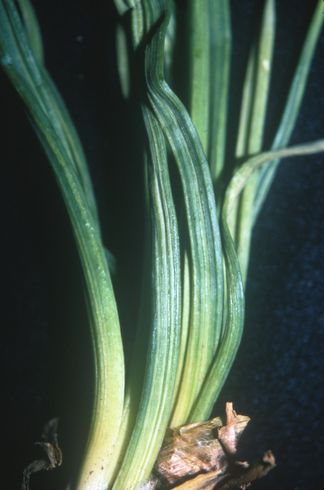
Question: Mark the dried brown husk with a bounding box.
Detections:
[146,403,275,489]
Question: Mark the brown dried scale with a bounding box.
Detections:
[154,403,250,488]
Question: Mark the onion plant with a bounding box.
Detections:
[0,0,323,489]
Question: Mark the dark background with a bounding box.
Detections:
[1,1,323,489]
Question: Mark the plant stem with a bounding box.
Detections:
[208,0,231,190]
[254,0,323,218]
[235,0,275,283]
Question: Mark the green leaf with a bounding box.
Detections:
[235,0,275,283]
[143,8,224,425]
[190,212,244,421]
[254,0,323,218]
[17,0,43,63]
[188,0,210,153]
[112,107,181,489]
[0,2,125,487]
[223,139,324,223]
[208,0,231,188]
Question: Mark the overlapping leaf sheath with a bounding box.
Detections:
[111,2,242,487]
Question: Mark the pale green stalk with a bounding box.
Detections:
[189,0,210,153]
[254,0,323,218]
[223,140,324,222]
[236,0,275,283]
[234,49,256,160]
[208,0,231,189]
[227,46,255,238]
[17,0,43,63]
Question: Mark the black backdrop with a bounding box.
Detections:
[1,1,323,489]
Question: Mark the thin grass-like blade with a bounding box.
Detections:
[17,0,43,63]
[254,0,323,218]
[227,46,256,238]
[223,139,324,222]
[235,0,275,283]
